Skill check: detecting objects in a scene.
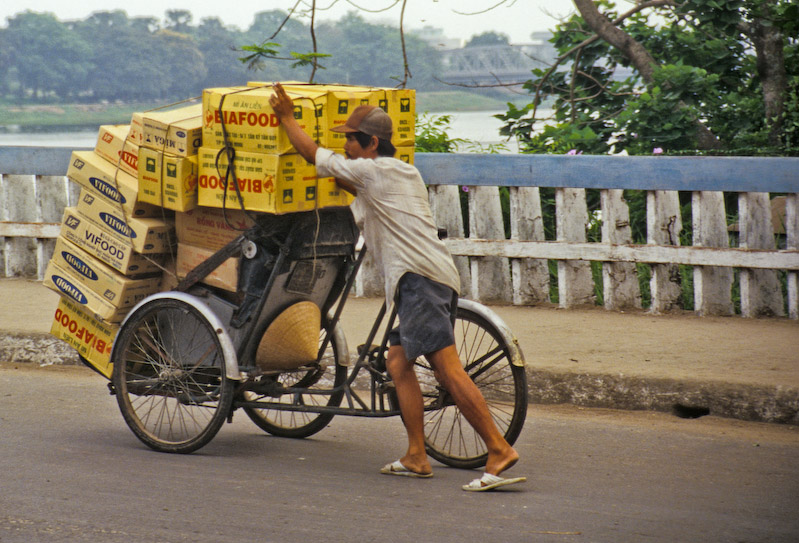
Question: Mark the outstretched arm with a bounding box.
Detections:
[269,83,319,164]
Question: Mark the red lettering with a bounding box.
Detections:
[85,331,95,345]
[55,308,63,320]
[60,313,70,327]
[76,327,85,340]
[270,114,280,127]
[253,179,262,193]
[97,339,107,353]
[68,320,77,334]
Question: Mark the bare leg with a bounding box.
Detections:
[385,345,432,476]
[426,344,519,476]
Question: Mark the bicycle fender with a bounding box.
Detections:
[114,291,242,381]
[457,298,525,367]
[327,311,351,367]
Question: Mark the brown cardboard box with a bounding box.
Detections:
[176,242,239,292]
[59,207,165,276]
[94,124,140,178]
[67,150,158,218]
[50,296,118,378]
[76,189,174,254]
[49,236,162,308]
[175,206,256,251]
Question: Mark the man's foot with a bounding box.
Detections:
[485,447,519,477]
[380,460,433,478]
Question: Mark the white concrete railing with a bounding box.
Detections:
[2,147,798,318]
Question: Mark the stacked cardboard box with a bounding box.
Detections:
[46,82,417,376]
[46,120,178,377]
[198,83,415,214]
[174,206,256,293]
[136,104,202,212]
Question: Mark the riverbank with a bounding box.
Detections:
[0,90,530,132]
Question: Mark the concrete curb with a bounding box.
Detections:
[526,369,799,425]
[3,332,796,425]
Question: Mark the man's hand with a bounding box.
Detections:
[269,83,294,122]
[268,82,319,164]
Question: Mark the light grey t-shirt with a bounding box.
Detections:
[315,148,460,308]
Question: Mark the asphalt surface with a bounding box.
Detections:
[1,363,798,543]
[1,278,798,424]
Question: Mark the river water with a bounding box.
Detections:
[0,110,521,152]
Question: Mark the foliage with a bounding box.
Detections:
[0,8,446,104]
[465,31,510,47]
[498,0,799,156]
[414,114,466,152]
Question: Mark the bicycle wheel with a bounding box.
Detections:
[111,297,234,454]
[241,320,348,438]
[419,303,527,469]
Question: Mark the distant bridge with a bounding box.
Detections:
[439,43,553,89]
[438,43,635,90]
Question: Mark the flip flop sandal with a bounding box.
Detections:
[380,460,433,478]
[462,472,527,491]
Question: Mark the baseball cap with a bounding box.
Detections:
[331,105,393,141]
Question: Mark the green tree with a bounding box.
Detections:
[465,31,510,47]
[498,0,798,156]
[194,17,251,88]
[3,11,93,100]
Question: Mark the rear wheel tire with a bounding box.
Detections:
[420,305,527,469]
[241,320,348,438]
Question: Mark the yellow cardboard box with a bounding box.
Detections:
[202,86,327,154]
[301,84,375,148]
[251,83,416,148]
[395,146,415,165]
[67,150,158,218]
[137,147,198,211]
[175,206,256,251]
[141,103,203,157]
[76,189,174,254]
[176,242,239,292]
[44,261,130,323]
[197,147,335,214]
[50,236,162,308]
[370,87,415,147]
[50,296,118,379]
[59,208,165,276]
[94,124,140,178]
[127,112,144,145]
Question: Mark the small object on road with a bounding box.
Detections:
[380,460,433,478]
[462,473,527,492]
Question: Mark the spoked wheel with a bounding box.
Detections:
[241,320,348,438]
[111,297,234,454]
[419,302,527,469]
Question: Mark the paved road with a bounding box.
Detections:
[1,364,798,543]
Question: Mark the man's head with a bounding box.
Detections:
[332,105,396,158]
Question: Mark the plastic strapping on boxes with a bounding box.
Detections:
[214,85,325,273]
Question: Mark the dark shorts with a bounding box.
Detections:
[388,272,458,360]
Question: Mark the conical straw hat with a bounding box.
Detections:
[256,301,321,371]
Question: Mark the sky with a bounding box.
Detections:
[0,0,578,45]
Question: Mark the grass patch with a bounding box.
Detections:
[0,102,157,129]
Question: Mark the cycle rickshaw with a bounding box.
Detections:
[109,207,527,469]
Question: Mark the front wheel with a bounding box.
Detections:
[419,303,527,469]
[111,297,234,454]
